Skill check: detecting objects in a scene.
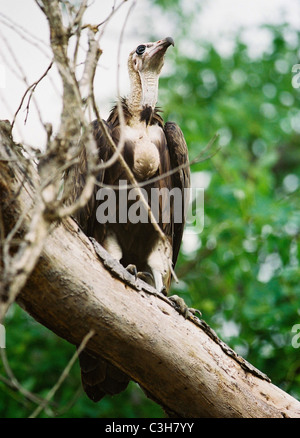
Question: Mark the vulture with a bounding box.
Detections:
[68,37,190,402]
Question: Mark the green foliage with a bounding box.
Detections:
[159,22,300,400]
[1,3,300,418]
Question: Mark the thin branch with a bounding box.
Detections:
[34,1,45,14]
[55,386,82,416]
[29,330,95,418]
[79,28,102,103]
[0,11,51,58]
[71,0,90,69]
[81,0,127,36]
[0,29,28,82]
[12,61,53,130]
[70,0,89,30]
[0,28,45,128]
[0,349,53,406]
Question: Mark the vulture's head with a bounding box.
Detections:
[128,37,174,76]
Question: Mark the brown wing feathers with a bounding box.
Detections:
[164,122,190,267]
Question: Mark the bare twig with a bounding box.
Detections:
[0,28,45,128]
[0,11,51,58]
[12,61,53,129]
[70,0,89,30]
[29,330,95,418]
[81,0,127,36]
[79,28,102,104]
[0,349,53,406]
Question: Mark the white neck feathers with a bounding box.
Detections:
[128,70,159,115]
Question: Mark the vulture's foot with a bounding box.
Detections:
[126,265,155,288]
[169,295,202,319]
[137,271,155,287]
[126,264,138,278]
[160,285,167,296]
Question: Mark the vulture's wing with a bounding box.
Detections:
[67,119,112,239]
[164,121,190,267]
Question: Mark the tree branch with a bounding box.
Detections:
[1,124,300,418]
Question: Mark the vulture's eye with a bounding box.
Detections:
[136,45,146,55]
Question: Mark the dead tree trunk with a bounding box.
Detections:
[1,123,300,418]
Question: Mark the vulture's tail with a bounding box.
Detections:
[78,350,130,402]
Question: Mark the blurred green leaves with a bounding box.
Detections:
[159,16,300,401]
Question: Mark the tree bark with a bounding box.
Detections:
[1,123,300,418]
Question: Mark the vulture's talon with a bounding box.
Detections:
[126,264,138,278]
[126,267,155,287]
[188,307,202,318]
[160,285,167,296]
[168,295,202,319]
[136,271,155,287]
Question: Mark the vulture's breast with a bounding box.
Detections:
[124,122,164,181]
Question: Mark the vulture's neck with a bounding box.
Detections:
[128,70,159,117]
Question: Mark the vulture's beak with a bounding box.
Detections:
[147,37,174,72]
[148,37,175,59]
